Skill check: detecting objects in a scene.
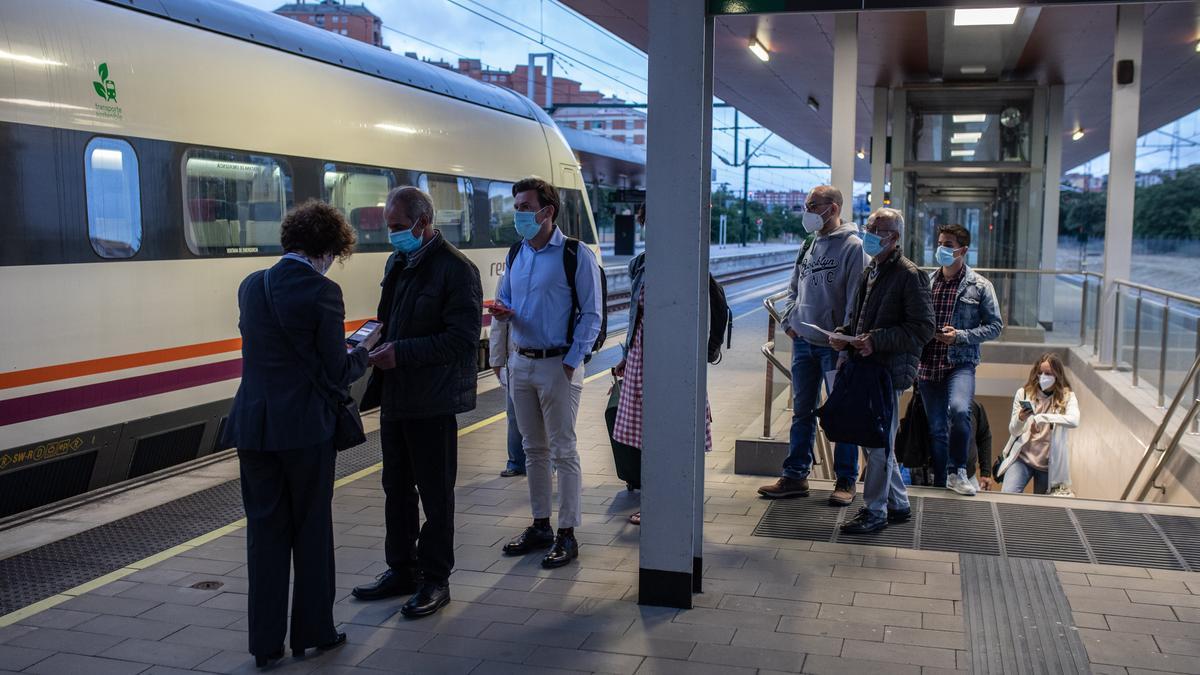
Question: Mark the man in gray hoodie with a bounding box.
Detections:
[759,185,869,506]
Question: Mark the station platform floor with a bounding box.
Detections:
[2,278,1199,674]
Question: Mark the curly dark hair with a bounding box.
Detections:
[279,200,356,260]
[512,177,561,222]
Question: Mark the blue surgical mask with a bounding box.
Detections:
[389,227,421,254]
[862,231,885,257]
[935,246,958,267]
[514,206,548,240]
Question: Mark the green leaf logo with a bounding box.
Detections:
[98,62,108,81]
[93,81,107,99]
[92,62,117,102]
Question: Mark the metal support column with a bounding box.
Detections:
[1100,5,1144,365]
[640,0,711,609]
[870,87,888,213]
[830,13,858,201]
[1041,85,1064,330]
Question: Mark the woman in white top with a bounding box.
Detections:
[997,352,1080,496]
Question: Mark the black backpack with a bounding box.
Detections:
[507,238,608,362]
[707,275,732,365]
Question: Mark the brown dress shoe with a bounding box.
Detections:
[758,477,809,499]
[829,477,856,506]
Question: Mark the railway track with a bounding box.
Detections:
[604,261,794,313]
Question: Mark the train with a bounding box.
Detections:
[0,0,600,518]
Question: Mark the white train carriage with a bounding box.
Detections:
[0,0,598,517]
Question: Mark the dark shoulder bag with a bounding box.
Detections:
[816,354,894,449]
[263,269,366,451]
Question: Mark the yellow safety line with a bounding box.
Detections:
[0,403,536,627]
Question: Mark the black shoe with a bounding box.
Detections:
[401,582,450,619]
[887,508,912,524]
[841,508,888,534]
[351,568,417,601]
[255,646,284,669]
[500,468,525,477]
[502,525,555,555]
[292,632,346,658]
[541,532,579,569]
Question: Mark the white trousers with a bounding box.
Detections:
[509,353,584,529]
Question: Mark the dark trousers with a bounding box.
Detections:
[380,415,458,584]
[238,443,337,656]
[917,365,976,484]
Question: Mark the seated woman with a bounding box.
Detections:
[997,352,1079,496]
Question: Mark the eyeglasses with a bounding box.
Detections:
[864,227,899,236]
[802,201,831,212]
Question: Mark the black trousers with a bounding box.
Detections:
[380,415,458,584]
[238,443,337,656]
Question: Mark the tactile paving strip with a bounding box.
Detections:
[756,492,1199,572]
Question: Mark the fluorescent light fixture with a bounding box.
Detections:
[748,37,770,62]
[806,96,819,112]
[953,114,987,123]
[0,49,64,67]
[954,8,1020,26]
[856,149,866,160]
[960,65,987,75]
[1196,40,1200,53]
[951,149,975,157]
[374,123,418,134]
[1072,128,1085,141]
[951,132,982,143]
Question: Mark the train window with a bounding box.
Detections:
[559,188,596,244]
[84,137,142,259]
[182,149,293,256]
[323,164,394,251]
[418,174,473,247]
[487,181,520,246]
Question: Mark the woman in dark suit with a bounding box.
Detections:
[220,201,375,668]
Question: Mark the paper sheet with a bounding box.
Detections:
[800,322,856,343]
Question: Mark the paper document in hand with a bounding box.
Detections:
[800,322,855,343]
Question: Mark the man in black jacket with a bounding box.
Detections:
[351,187,482,618]
[834,208,935,534]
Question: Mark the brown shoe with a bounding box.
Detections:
[758,477,809,499]
[829,477,856,506]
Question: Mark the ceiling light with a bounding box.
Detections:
[953,8,1020,26]
[856,149,866,160]
[951,149,975,157]
[1072,128,1085,141]
[748,37,770,62]
[1195,40,1200,53]
[959,65,987,75]
[951,132,982,143]
[953,114,987,123]
[806,96,819,112]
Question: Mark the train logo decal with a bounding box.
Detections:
[92,62,117,102]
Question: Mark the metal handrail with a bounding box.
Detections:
[1134,397,1200,501]
[1114,279,1200,307]
[1110,279,1200,409]
[1121,351,1200,500]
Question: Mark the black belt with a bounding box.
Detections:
[518,347,570,359]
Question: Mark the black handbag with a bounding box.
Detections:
[604,374,641,490]
[816,355,895,449]
[263,269,367,451]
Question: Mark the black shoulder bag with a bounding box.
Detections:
[263,269,366,451]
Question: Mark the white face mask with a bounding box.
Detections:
[1038,374,1056,391]
[801,204,831,234]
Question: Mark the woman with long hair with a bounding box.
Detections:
[997,352,1079,496]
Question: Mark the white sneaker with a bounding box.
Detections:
[1049,484,1075,497]
[947,469,978,496]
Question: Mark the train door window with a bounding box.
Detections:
[558,188,596,244]
[323,164,394,251]
[487,181,520,246]
[417,174,473,247]
[84,137,142,258]
[182,149,293,256]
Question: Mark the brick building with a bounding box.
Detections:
[275,0,385,48]
[749,189,808,211]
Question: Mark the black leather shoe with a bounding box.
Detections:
[841,507,888,534]
[500,468,525,477]
[502,525,555,555]
[401,582,450,618]
[887,508,912,524]
[292,631,346,658]
[255,646,284,669]
[351,568,417,601]
[541,533,579,569]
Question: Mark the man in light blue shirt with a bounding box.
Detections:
[490,177,602,569]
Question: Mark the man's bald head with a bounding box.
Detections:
[809,185,843,210]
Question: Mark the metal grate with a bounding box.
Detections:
[754,492,1200,572]
[0,451,98,519]
[128,423,206,479]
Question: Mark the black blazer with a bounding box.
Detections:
[221,258,369,451]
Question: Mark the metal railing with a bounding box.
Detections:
[1110,280,1200,411]
[1120,349,1200,500]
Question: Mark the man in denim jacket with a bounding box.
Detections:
[916,224,1003,495]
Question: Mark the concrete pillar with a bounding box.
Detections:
[870,87,888,212]
[1040,85,1064,329]
[830,13,858,202]
[1099,5,1144,365]
[640,0,711,609]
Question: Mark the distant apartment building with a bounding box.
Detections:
[1063,173,1107,193]
[275,0,385,48]
[750,189,808,211]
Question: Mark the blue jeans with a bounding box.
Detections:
[917,365,976,483]
[505,385,525,473]
[863,389,910,519]
[784,339,859,482]
[1002,459,1049,495]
